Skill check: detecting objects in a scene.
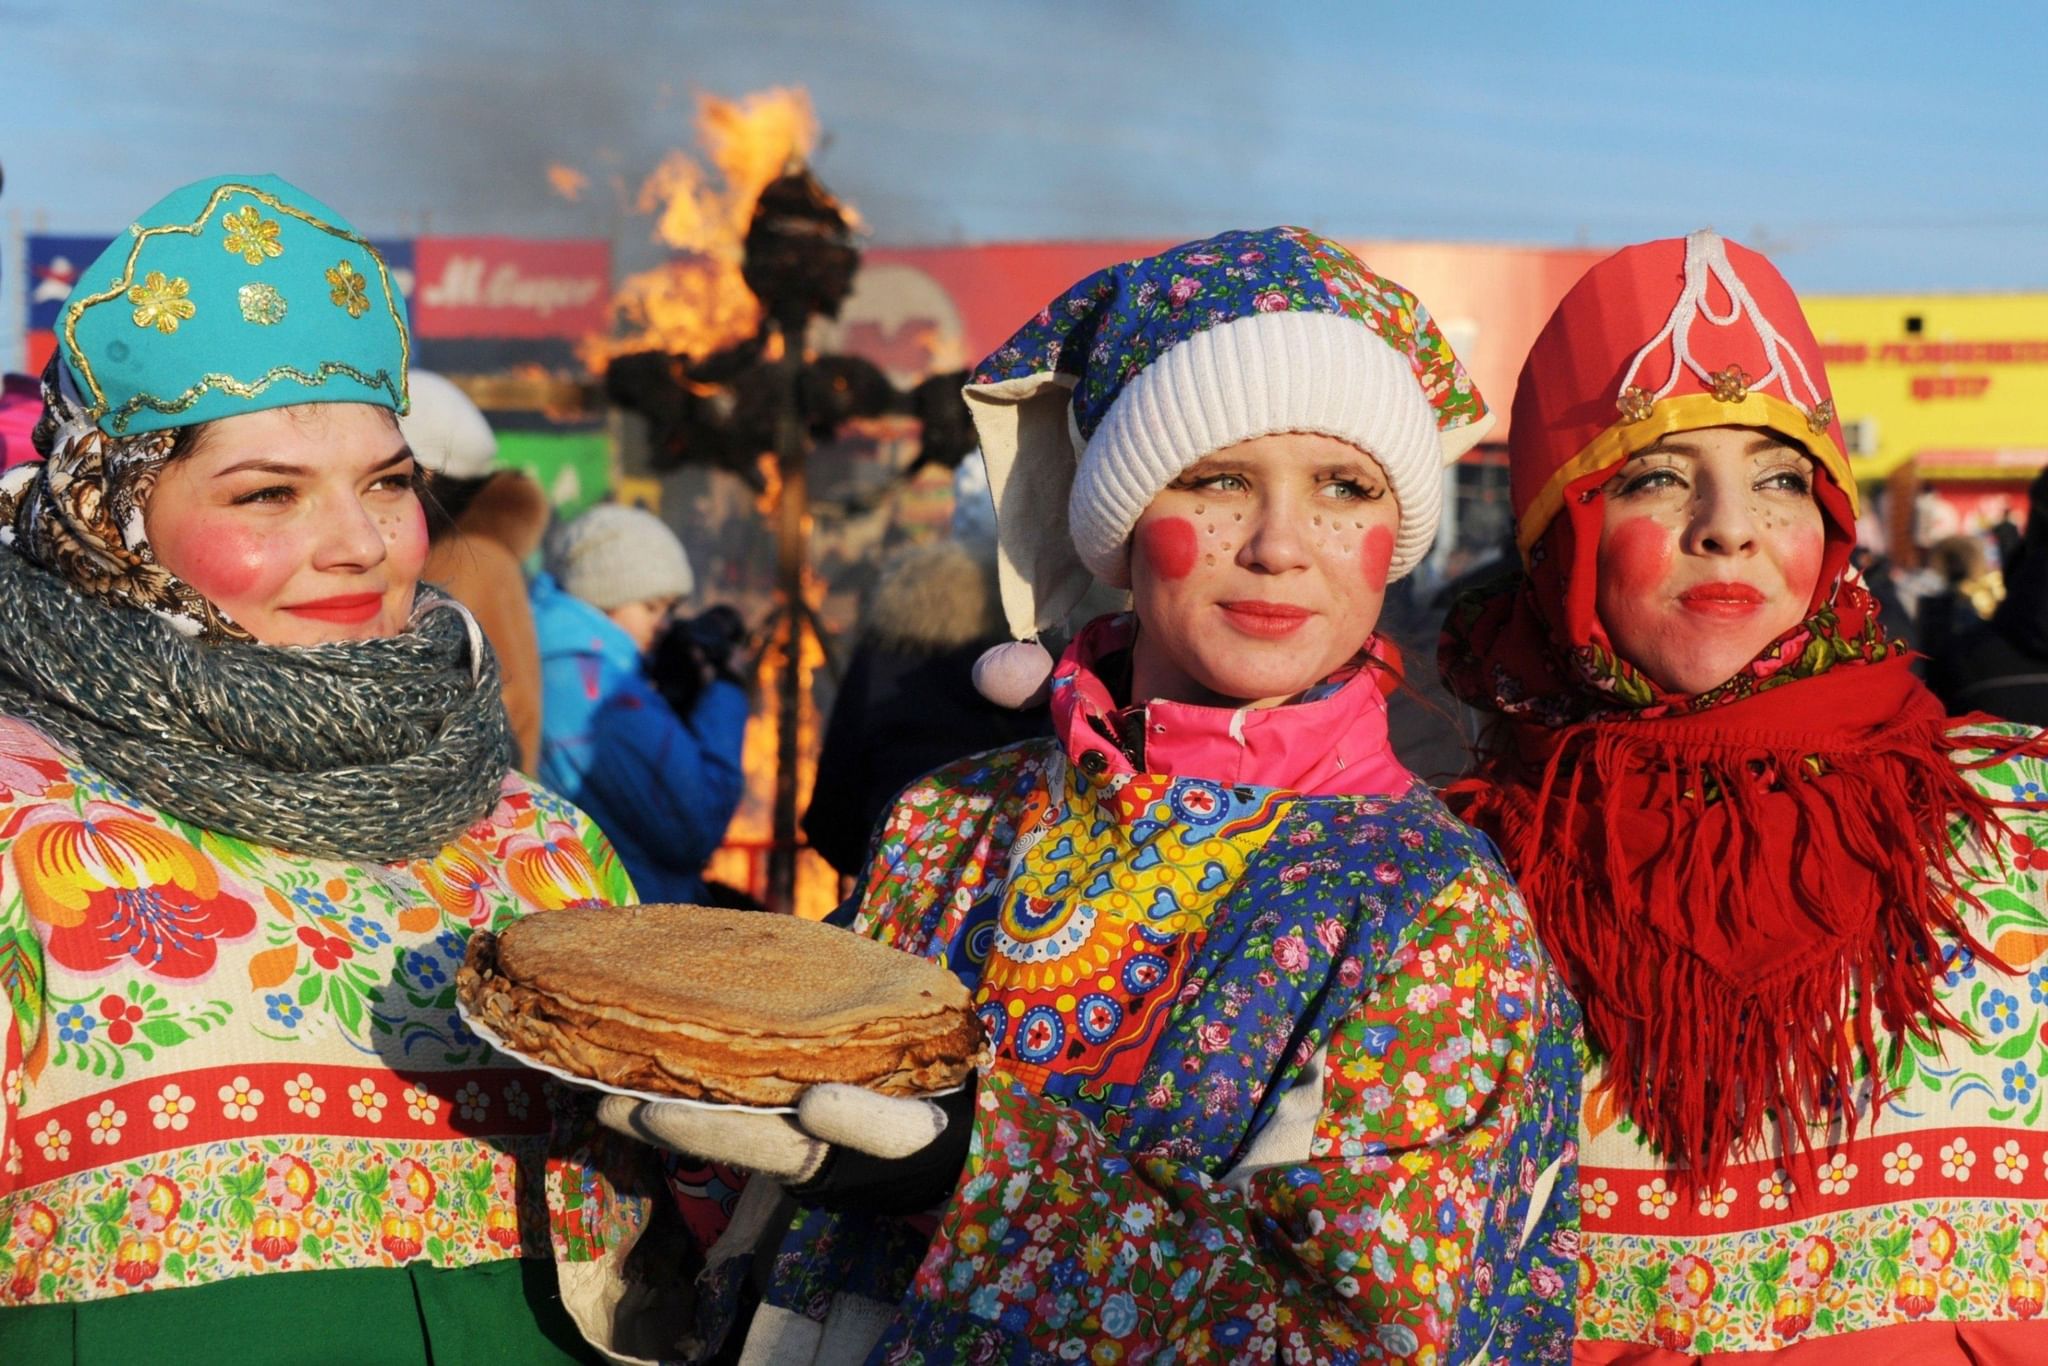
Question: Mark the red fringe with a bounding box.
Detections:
[1457,690,2042,1187]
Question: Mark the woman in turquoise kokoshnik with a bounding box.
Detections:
[590,227,1584,1365]
[0,174,640,1364]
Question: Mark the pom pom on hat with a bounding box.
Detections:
[972,639,1054,709]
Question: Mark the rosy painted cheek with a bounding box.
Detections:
[1360,525,1394,592]
[1602,516,1675,601]
[1138,517,1199,581]
[385,502,430,563]
[165,525,284,607]
[1778,524,1825,605]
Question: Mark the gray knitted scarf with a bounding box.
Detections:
[0,541,513,864]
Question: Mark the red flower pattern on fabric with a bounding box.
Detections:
[15,806,256,980]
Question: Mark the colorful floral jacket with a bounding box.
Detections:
[1575,723,2048,1360]
[0,714,636,1307]
[686,631,1583,1365]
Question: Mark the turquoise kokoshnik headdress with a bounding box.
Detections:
[61,172,409,435]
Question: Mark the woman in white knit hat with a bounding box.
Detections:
[531,503,748,905]
[588,228,1582,1365]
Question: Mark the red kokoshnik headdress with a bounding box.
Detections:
[1441,231,2037,1183]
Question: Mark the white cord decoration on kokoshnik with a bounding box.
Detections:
[1614,230,1834,433]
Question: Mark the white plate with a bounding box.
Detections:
[457,999,970,1115]
[457,999,797,1114]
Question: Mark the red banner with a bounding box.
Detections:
[412,237,610,340]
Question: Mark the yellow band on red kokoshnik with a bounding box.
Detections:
[1515,390,1860,560]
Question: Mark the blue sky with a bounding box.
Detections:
[4,0,2044,367]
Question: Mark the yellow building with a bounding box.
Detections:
[1804,293,2048,556]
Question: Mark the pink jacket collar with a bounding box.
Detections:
[1048,614,1414,798]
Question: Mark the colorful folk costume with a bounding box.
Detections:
[0,175,638,1363]
[1440,231,2048,1361]
[625,229,1583,1366]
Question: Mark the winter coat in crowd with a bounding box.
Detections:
[423,469,550,772]
[0,374,37,473]
[1932,473,2048,725]
[531,571,747,905]
[801,538,1050,877]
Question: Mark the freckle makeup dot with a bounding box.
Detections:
[1204,553,1216,565]
[1312,516,1322,527]
[1232,513,1242,522]
[1206,525,1215,535]
[1194,503,1205,515]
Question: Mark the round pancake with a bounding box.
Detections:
[458,903,985,1105]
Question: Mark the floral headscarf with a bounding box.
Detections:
[0,356,249,640]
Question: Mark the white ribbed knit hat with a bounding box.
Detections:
[963,227,1493,645]
[544,504,694,611]
[1071,310,1442,587]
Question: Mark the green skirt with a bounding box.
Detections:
[0,1258,602,1365]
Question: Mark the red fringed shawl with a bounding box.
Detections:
[1445,578,2046,1184]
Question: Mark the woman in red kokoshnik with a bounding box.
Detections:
[1441,230,2048,1362]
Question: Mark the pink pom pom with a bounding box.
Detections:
[972,640,1054,709]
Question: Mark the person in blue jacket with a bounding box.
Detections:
[532,503,748,903]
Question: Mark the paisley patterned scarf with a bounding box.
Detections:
[1,356,247,639]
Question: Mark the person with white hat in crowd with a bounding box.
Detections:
[584,227,1582,1365]
[400,369,550,771]
[531,503,748,906]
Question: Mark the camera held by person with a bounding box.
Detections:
[647,603,751,717]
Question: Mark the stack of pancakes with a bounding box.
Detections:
[457,904,984,1107]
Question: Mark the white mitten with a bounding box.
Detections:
[594,1094,827,1180]
[794,1083,952,1158]
[595,1084,952,1175]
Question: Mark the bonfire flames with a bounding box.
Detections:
[579,87,828,371]
[560,88,976,916]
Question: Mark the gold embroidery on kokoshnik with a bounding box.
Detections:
[221,205,284,265]
[106,361,405,428]
[325,260,370,318]
[127,272,195,334]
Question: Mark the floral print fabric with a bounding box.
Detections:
[0,714,635,1304]
[1575,724,2048,1354]
[747,740,1581,1363]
